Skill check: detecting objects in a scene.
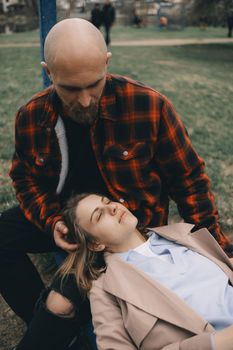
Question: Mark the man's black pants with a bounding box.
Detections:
[0,206,91,325]
[103,24,112,46]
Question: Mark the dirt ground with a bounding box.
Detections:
[0,37,233,48]
[0,299,26,350]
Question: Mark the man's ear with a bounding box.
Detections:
[106,52,112,65]
[41,61,51,80]
[88,241,106,252]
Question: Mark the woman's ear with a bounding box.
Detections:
[88,241,105,252]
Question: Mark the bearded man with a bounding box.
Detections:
[0,18,232,350]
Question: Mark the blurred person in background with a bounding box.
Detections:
[91,3,102,30]
[227,10,233,37]
[132,9,143,28]
[159,16,168,29]
[101,0,115,45]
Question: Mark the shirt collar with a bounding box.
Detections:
[115,231,181,262]
[37,86,60,128]
[99,74,118,121]
[149,231,175,247]
[115,232,160,262]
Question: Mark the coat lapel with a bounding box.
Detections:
[153,224,233,284]
[104,253,214,337]
[149,222,195,241]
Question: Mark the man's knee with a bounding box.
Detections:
[46,290,76,318]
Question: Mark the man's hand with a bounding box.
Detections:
[53,220,78,252]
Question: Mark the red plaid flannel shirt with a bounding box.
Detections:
[9,74,231,248]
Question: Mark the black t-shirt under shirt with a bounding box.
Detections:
[60,116,109,204]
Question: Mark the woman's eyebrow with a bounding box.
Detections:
[90,197,105,222]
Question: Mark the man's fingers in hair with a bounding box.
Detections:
[55,220,68,234]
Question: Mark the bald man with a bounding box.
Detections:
[0,18,232,350]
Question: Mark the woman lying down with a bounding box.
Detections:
[60,193,233,350]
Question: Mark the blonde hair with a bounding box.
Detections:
[58,193,106,296]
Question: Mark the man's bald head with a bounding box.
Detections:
[41,19,112,124]
[44,18,108,70]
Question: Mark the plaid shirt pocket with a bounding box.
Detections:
[103,142,155,190]
[29,152,60,183]
[104,142,151,160]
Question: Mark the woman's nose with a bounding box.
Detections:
[108,204,117,215]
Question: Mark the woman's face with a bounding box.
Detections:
[75,194,138,252]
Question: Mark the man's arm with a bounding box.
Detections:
[10,108,78,251]
[10,108,60,233]
[10,147,61,233]
[156,96,231,251]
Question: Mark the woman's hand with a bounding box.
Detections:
[213,324,233,350]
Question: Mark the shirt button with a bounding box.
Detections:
[119,198,125,203]
[123,151,128,157]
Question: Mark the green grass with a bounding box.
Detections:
[0,37,232,237]
[0,25,230,44]
[0,46,42,208]
[0,29,40,44]
[111,25,230,41]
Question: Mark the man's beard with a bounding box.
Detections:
[64,101,99,125]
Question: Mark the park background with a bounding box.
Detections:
[0,0,233,349]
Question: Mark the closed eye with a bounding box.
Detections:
[93,197,112,223]
[97,199,111,221]
[97,211,102,222]
[103,197,111,205]
[88,80,101,89]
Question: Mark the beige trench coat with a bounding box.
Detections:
[90,223,233,350]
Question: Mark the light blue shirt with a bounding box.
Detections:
[118,231,233,330]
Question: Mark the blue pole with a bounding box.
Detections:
[38,0,57,88]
